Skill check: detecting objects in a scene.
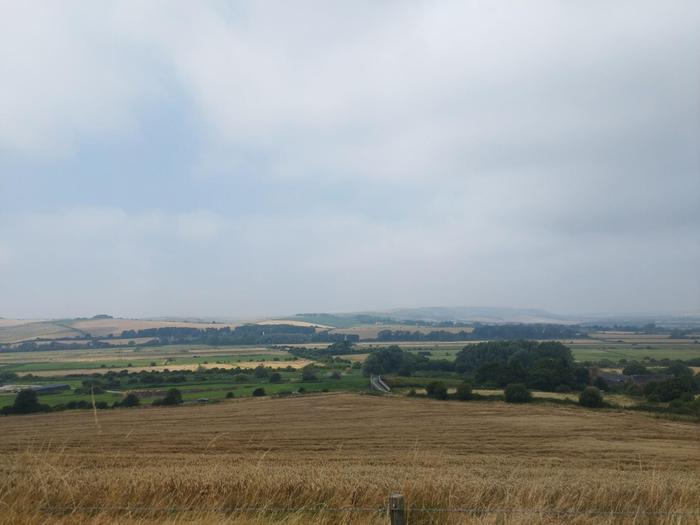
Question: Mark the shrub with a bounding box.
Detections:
[504,383,532,403]
[297,387,306,394]
[153,388,183,406]
[666,363,693,378]
[456,382,474,401]
[253,366,269,379]
[301,367,318,382]
[579,386,604,408]
[269,372,282,383]
[625,383,643,397]
[426,382,448,400]
[120,393,140,407]
[622,363,650,375]
[645,376,696,402]
[593,377,610,391]
[252,387,266,397]
[225,391,235,399]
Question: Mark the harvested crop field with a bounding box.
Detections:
[1,393,699,524]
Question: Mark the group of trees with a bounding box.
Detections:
[454,341,589,391]
[376,324,586,342]
[286,340,365,362]
[419,379,605,408]
[0,390,50,415]
[362,345,453,376]
[118,324,360,347]
[596,361,700,412]
[362,341,588,393]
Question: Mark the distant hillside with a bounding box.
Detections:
[289,307,579,327]
[287,313,396,328]
[374,306,578,324]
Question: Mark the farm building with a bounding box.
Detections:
[32,384,71,394]
[628,373,673,386]
[0,384,70,394]
[597,372,673,387]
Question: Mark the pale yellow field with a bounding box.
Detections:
[1,393,698,525]
[70,318,242,337]
[330,324,474,339]
[0,321,80,343]
[338,353,369,362]
[0,319,39,328]
[18,359,314,377]
[255,319,334,329]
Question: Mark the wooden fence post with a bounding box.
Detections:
[389,493,406,525]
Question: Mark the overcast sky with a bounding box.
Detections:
[1,1,699,319]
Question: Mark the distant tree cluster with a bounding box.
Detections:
[454,341,589,391]
[375,324,586,342]
[118,324,359,346]
[362,345,453,376]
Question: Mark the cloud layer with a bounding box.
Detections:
[1,1,698,318]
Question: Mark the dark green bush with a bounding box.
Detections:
[426,381,448,400]
[579,386,604,408]
[120,393,140,407]
[0,389,51,415]
[153,388,183,406]
[504,383,532,403]
[456,382,474,401]
[301,367,318,382]
[622,364,650,375]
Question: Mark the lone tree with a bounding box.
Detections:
[579,386,604,408]
[578,386,604,408]
[426,381,448,400]
[120,393,140,407]
[456,382,474,401]
[154,388,183,406]
[504,383,532,403]
[301,367,318,382]
[3,389,50,415]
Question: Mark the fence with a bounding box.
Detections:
[40,493,700,524]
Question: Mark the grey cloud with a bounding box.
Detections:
[0,1,698,317]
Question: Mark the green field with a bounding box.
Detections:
[2,331,699,415]
[0,368,371,409]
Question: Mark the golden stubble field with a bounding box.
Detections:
[1,393,699,525]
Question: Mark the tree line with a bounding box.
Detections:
[375,323,586,342]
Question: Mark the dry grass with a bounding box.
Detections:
[1,393,699,524]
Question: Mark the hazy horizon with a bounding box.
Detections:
[3,303,700,323]
[1,2,699,319]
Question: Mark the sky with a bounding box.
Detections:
[1,1,699,319]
